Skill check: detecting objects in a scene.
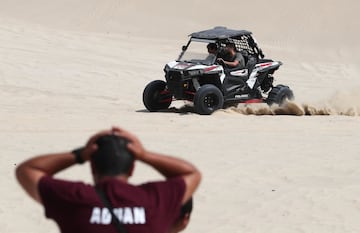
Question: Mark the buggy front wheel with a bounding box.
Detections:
[194,84,224,115]
[143,80,172,111]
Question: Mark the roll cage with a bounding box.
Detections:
[180,26,265,62]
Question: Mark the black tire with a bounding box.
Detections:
[143,80,172,111]
[194,84,224,115]
[266,84,294,106]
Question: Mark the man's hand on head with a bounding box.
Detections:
[111,126,146,161]
[81,129,113,162]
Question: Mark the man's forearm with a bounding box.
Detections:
[18,152,77,175]
[15,152,77,203]
[139,150,201,204]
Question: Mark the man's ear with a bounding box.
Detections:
[183,213,190,224]
[169,214,191,233]
[178,213,191,232]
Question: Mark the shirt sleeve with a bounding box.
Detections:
[141,177,186,227]
[38,176,91,218]
[236,53,246,68]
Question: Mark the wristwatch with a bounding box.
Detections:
[72,147,85,164]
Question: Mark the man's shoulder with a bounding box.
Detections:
[39,176,95,202]
[138,177,185,200]
[236,52,245,58]
[139,177,185,189]
[39,175,90,188]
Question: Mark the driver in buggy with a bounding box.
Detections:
[217,42,258,94]
[217,42,258,88]
[217,42,246,70]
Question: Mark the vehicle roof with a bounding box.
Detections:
[190,26,252,40]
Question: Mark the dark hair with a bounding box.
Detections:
[91,135,134,176]
[207,43,217,51]
[180,197,193,218]
[225,42,236,50]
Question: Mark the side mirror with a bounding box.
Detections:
[182,45,187,51]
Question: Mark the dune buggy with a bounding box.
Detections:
[143,26,294,115]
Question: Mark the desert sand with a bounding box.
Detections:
[1,0,360,232]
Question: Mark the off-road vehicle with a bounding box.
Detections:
[143,26,294,115]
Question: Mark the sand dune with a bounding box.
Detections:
[1,0,360,233]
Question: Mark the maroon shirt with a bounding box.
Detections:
[38,176,185,233]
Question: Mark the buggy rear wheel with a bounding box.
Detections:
[143,80,172,111]
[266,84,294,106]
[194,84,224,115]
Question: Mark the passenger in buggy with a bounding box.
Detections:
[204,43,218,64]
[207,43,218,55]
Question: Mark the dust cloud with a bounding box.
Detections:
[167,88,360,116]
[221,89,360,116]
